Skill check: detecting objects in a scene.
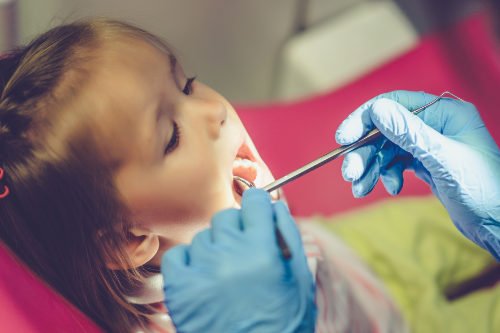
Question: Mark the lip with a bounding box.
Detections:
[235,139,259,164]
[229,132,261,204]
[229,130,246,170]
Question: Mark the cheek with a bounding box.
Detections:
[138,152,231,226]
[144,166,213,218]
[130,173,216,246]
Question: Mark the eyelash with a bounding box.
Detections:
[165,122,180,155]
[165,77,194,155]
[183,77,196,95]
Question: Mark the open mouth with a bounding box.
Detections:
[233,155,261,183]
[229,135,279,205]
[231,141,263,199]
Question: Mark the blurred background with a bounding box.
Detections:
[2,0,500,217]
[0,0,491,103]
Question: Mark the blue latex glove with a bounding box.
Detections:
[161,188,316,333]
[336,90,500,260]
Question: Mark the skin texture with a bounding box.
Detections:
[82,37,277,268]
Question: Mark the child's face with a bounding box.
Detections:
[84,37,276,259]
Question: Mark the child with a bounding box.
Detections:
[0,19,498,333]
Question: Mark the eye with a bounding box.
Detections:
[182,77,196,95]
[165,122,180,155]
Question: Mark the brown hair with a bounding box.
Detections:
[0,19,175,332]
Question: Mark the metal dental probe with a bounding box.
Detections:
[261,92,465,193]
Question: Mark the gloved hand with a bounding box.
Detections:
[336,90,500,259]
[161,188,316,333]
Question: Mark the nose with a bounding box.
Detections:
[200,99,227,139]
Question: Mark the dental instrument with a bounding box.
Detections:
[262,91,464,193]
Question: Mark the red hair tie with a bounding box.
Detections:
[0,167,9,199]
[0,186,8,199]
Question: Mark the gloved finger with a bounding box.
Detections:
[341,135,386,182]
[380,91,481,136]
[377,90,432,112]
[432,100,480,136]
[381,158,407,195]
[274,201,304,259]
[351,140,394,198]
[211,209,243,244]
[413,158,434,186]
[335,90,432,146]
[188,228,216,267]
[412,158,442,201]
[336,97,378,145]
[369,98,453,172]
[161,244,190,281]
[240,188,275,242]
[351,160,380,198]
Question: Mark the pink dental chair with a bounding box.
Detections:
[1,11,500,332]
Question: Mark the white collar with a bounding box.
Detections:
[126,273,165,305]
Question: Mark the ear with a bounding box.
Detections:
[106,228,160,270]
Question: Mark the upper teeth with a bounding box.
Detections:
[233,157,262,187]
[234,157,253,168]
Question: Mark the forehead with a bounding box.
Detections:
[96,36,173,80]
[77,37,175,163]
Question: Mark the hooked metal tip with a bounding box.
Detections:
[233,176,255,196]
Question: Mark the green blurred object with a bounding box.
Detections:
[317,196,500,333]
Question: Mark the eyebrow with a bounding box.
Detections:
[169,55,182,91]
[169,55,177,75]
[155,55,180,123]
